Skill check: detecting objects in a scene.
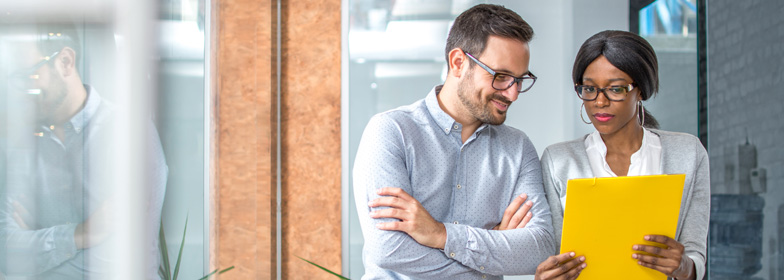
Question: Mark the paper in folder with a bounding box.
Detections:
[560,174,685,280]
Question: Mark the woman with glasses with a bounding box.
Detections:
[529,30,709,280]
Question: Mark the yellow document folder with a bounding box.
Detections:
[560,174,685,280]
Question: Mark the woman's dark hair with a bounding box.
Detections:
[445,4,533,67]
[572,30,659,129]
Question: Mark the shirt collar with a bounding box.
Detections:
[67,84,102,134]
[425,85,458,135]
[586,127,653,158]
[425,85,489,135]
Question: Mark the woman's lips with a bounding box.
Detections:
[593,113,614,122]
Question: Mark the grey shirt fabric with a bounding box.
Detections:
[353,86,555,279]
[540,129,709,280]
[0,85,168,279]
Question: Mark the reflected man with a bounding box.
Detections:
[0,23,168,279]
[353,4,554,279]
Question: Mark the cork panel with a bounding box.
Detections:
[217,0,276,278]
[280,0,342,279]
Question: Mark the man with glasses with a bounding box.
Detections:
[353,4,554,279]
[0,24,167,279]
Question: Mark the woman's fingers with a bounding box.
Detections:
[536,252,586,280]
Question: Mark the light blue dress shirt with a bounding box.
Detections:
[0,85,168,279]
[353,86,555,280]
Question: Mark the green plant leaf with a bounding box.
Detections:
[172,214,188,280]
[297,256,350,280]
[218,266,235,274]
[159,218,172,280]
[198,265,235,280]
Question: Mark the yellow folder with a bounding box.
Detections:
[560,174,685,280]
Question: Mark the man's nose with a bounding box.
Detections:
[500,84,520,103]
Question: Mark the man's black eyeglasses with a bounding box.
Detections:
[464,51,537,93]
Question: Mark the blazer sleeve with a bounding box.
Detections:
[540,147,565,253]
[678,139,710,280]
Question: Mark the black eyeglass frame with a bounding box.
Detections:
[574,83,636,102]
[463,51,537,93]
[8,51,60,91]
[10,51,60,80]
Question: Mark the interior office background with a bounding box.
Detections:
[0,0,781,279]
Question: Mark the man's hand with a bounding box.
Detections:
[493,193,533,230]
[633,235,695,280]
[368,187,447,249]
[534,252,586,280]
[74,199,115,249]
[11,200,36,230]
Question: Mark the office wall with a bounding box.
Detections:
[216,0,276,278]
[707,1,784,279]
[216,0,342,279]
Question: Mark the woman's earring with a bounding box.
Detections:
[580,103,592,124]
[638,100,645,127]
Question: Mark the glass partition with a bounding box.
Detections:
[704,1,784,280]
[638,0,699,135]
[0,0,209,279]
[157,0,209,278]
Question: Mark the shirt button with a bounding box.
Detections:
[445,128,449,132]
[449,252,456,258]
[480,266,484,270]
[456,184,462,189]
[453,124,459,129]
[482,275,487,279]
[453,221,459,224]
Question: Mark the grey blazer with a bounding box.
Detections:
[540,129,710,280]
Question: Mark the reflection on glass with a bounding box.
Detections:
[156,0,208,278]
[637,0,698,136]
[0,22,168,279]
[639,0,697,37]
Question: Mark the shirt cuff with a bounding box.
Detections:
[442,222,485,268]
[52,223,79,262]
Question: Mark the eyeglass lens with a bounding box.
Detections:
[492,74,535,93]
[576,85,630,101]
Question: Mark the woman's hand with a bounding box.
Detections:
[534,252,586,280]
[633,235,695,280]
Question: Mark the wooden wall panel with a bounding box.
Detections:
[216,0,276,278]
[280,0,343,279]
[214,0,342,279]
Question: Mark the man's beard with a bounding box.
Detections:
[36,71,69,125]
[456,69,510,125]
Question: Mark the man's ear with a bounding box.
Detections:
[447,48,468,79]
[54,47,77,78]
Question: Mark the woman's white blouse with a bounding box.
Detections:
[584,128,663,178]
[555,128,664,212]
